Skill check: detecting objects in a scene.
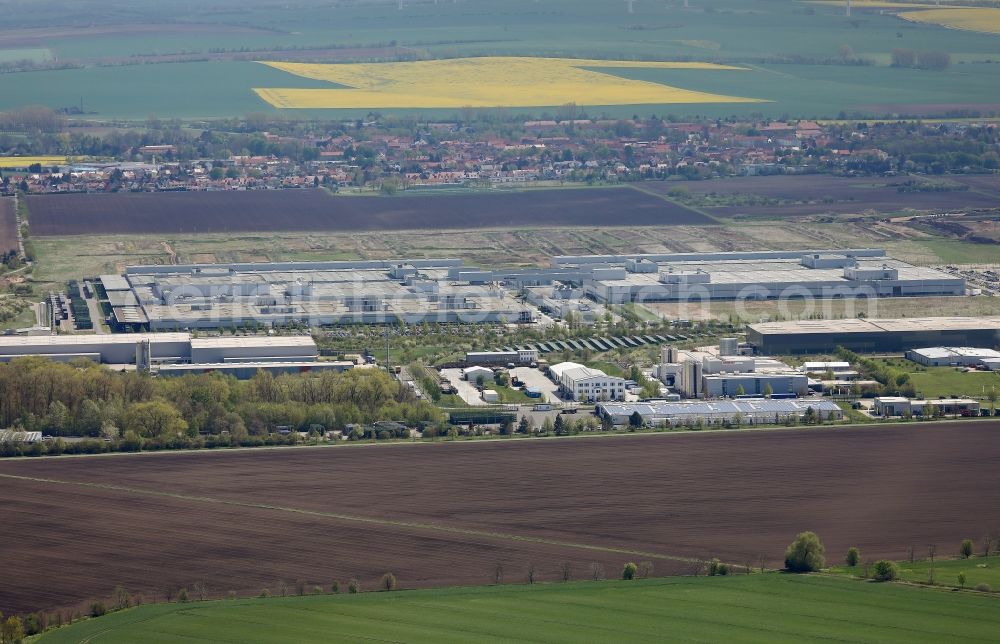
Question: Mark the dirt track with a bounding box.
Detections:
[1,421,999,615]
[26,187,712,236]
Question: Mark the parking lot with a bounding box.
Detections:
[440,368,488,406]
[509,366,562,403]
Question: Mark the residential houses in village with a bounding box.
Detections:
[4,116,985,196]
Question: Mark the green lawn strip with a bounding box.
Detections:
[831,557,1000,590]
[38,575,1000,643]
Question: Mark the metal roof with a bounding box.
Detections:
[909,347,1000,360]
[0,333,190,347]
[189,335,316,349]
[750,317,1000,336]
[599,399,841,417]
[99,274,131,291]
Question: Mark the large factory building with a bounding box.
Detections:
[747,317,1000,355]
[0,333,325,378]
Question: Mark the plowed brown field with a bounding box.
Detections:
[641,174,1000,218]
[1,421,998,615]
[25,187,712,236]
[0,197,16,255]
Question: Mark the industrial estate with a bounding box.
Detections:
[1,0,999,642]
[66,248,967,331]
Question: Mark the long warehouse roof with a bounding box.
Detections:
[0,333,191,346]
[189,335,316,349]
[749,316,1000,336]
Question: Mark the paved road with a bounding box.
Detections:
[81,283,106,334]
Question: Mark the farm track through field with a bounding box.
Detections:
[2,421,999,615]
[0,472,701,564]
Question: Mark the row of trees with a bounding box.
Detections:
[0,357,442,445]
[835,347,916,397]
[4,572,400,643]
[891,49,951,71]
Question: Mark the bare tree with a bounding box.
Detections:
[278,580,289,597]
[164,587,175,603]
[638,561,654,579]
[983,534,994,559]
[759,554,766,573]
[907,545,915,563]
[590,562,605,581]
[113,585,131,610]
[493,562,504,585]
[526,563,537,584]
[560,562,572,582]
[193,581,207,601]
[928,544,937,585]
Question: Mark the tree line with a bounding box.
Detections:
[0,357,443,456]
[835,347,916,398]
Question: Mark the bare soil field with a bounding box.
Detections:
[0,23,271,49]
[640,175,1000,218]
[90,45,415,66]
[26,187,712,236]
[0,197,16,255]
[1,421,999,615]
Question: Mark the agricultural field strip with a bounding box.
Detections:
[37,575,1000,644]
[254,57,765,109]
[0,471,704,565]
[25,187,713,236]
[899,8,1000,36]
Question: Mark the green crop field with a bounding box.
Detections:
[872,357,1000,401]
[2,0,1000,120]
[0,62,334,121]
[913,239,1000,265]
[833,557,1000,591]
[909,368,1000,401]
[0,47,52,63]
[36,574,1000,643]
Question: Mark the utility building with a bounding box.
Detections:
[659,345,807,399]
[549,361,626,401]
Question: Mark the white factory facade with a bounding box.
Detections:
[549,361,627,402]
[657,345,808,399]
[597,399,843,427]
[100,259,536,331]
[93,249,963,332]
[556,249,964,304]
[0,333,350,378]
[905,346,1000,367]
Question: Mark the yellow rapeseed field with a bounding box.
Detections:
[806,1,960,8]
[899,7,1000,35]
[253,57,764,110]
[0,156,66,168]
